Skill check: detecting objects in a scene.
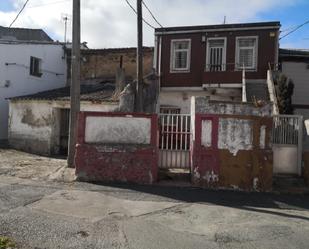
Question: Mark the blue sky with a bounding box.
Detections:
[0,0,308,48]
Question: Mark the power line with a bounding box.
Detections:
[124,0,156,29]
[280,20,309,40]
[142,0,163,28]
[9,0,30,28]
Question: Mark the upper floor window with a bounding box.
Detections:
[235,36,258,70]
[206,38,227,72]
[170,39,191,72]
[30,56,42,77]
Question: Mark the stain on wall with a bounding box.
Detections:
[21,108,52,128]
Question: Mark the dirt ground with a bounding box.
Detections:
[0,149,75,182]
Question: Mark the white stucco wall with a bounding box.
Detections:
[9,99,119,155]
[158,88,242,114]
[85,116,151,144]
[0,43,67,140]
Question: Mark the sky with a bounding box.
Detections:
[0,0,308,49]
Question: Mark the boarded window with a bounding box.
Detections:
[30,56,42,77]
[171,40,191,71]
[206,38,226,72]
[236,37,258,70]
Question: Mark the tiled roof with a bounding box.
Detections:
[9,83,118,103]
[0,26,53,42]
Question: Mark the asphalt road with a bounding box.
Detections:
[1,175,309,249]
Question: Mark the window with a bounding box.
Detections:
[206,38,227,72]
[160,107,181,114]
[30,56,42,77]
[235,36,258,70]
[170,39,191,72]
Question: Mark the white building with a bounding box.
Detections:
[0,26,67,145]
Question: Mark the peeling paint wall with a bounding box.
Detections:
[85,116,151,144]
[191,96,273,191]
[218,118,253,156]
[75,112,158,184]
[8,100,118,155]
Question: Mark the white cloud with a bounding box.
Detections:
[0,0,300,48]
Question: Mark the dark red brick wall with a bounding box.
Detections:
[75,112,158,184]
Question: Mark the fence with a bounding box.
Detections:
[158,114,191,169]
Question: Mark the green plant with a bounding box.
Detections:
[274,73,294,114]
[0,236,15,249]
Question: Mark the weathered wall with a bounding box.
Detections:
[67,47,154,85]
[191,97,273,191]
[8,100,119,156]
[158,88,242,113]
[0,43,67,141]
[75,112,158,184]
[8,100,54,155]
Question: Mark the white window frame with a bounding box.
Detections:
[170,39,191,73]
[235,36,258,71]
[206,37,227,72]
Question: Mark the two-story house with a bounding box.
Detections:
[0,26,67,146]
[154,21,281,114]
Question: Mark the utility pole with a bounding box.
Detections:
[67,0,81,168]
[136,0,143,112]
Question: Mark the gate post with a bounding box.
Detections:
[298,116,304,176]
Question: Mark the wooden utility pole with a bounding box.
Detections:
[67,0,81,168]
[136,0,143,112]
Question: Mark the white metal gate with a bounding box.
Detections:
[272,115,303,175]
[159,114,191,169]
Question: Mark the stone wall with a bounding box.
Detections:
[67,47,154,85]
[75,112,158,184]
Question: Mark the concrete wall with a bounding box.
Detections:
[75,112,158,184]
[191,97,273,191]
[8,100,118,155]
[158,88,242,114]
[0,43,66,141]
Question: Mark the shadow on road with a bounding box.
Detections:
[89,182,309,221]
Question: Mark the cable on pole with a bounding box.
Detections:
[142,0,163,28]
[9,0,30,28]
[124,0,156,29]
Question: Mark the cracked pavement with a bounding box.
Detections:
[1,149,309,248]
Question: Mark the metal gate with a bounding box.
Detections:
[272,115,303,175]
[159,114,192,169]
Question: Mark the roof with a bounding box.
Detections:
[0,26,53,42]
[155,21,281,34]
[65,46,153,55]
[9,83,119,103]
[280,48,309,59]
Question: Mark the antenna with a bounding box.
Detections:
[61,13,71,43]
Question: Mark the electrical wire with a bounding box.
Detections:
[124,0,156,29]
[142,0,163,28]
[9,0,31,28]
[280,20,309,40]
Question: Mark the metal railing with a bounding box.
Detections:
[159,114,191,169]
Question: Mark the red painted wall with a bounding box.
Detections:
[75,112,158,184]
[191,114,273,191]
[158,29,279,87]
